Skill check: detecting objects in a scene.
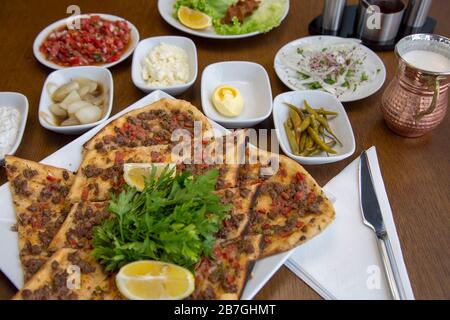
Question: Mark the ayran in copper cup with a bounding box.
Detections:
[381,34,450,137]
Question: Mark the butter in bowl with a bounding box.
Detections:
[201,61,272,128]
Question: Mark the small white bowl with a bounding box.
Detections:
[131,36,198,96]
[273,91,356,165]
[201,61,272,128]
[38,66,113,135]
[0,92,28,161]
[33,13,139,70]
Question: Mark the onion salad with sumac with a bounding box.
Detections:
[39,15,131,67]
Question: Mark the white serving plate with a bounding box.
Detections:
[201,61,273,128]
[274,36,386,102]
[33,13,140,70]
[131,36,198,96]
[158,0,290,40]
[38,66,114,135]
[273,90,356,165]
[0,92,29,161]
[0,90,293,300]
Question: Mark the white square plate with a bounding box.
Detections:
[201,61,273,128]
[131,36,198,96]
[273,90,356,165]
[39,66,114,135]
[0,90,293,300]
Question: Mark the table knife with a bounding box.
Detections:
[359,151,406,300]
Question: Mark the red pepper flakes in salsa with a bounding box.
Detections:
[40,15,131,67]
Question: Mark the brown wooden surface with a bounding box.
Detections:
[0,0,449,300]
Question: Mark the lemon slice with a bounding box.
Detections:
[123,163,176,192]
[116,260,195,300]
[177,6,212,30]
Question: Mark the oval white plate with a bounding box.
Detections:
[274,36,386,102]
[158,0,290,40]
[273,90,356,165]
[33,13,140,70]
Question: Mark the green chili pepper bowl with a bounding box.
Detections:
[273,90,356,165]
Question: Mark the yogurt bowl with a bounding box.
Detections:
[0,92,28,161]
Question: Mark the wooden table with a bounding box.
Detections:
[0,0,449,300]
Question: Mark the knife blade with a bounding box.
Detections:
[359,151,386,236]
[359,150,406,300]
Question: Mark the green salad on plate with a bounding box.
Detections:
[174,0,288,35]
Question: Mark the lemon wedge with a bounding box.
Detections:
[177,6,212,30]
[116,260,195,300]
[123,163,176,192]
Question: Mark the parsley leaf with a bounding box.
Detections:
[92,166,231,272]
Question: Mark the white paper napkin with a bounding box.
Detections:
[285,146,415,300]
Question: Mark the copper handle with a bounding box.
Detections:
[415,76,440,122]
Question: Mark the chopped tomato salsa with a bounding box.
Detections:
[40,15,131,67]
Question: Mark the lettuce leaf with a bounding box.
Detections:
[174,0,288,35]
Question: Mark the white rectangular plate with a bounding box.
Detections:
[0,90,292,300]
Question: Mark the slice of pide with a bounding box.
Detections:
[68,145,171,202]
[5,156,75,281]
[248,154,335,257]
[214,184,259,240]
[177,163,239,190]
[175,129,250,190]
[13,248,122,300]
[83,98,213,152]
[5,156,73,185]
[190,235,262,300]
[236,147,277,187]
[48,202,110,252]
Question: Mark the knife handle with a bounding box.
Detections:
[377,235,405,300]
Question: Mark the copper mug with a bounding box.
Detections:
[381,34,450,137]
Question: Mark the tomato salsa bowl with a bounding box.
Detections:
[33,13,139,70]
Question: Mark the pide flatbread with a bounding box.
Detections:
[48,202,109,252]
[69,145,171,202]
[236,147,276,187]
[6,98,336,300]
[83,98,213,152]
[248,155,335,257]
[215,184,259,240]
[13,248,121,300]
[5,156,75,281]
[175,129,250,190]
[5,156,74,186]
[191,235,261,300]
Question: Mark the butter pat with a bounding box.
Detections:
[211,85,244,117]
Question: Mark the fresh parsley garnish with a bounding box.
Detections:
[92,166,231,272]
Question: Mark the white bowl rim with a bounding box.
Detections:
[273,90,356,163]
[38,66,114,131]
[201,61,273,123]
[273,35,387,103]
[0,92,29,159]
[33,13,140,70]
[131,36,198,91]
